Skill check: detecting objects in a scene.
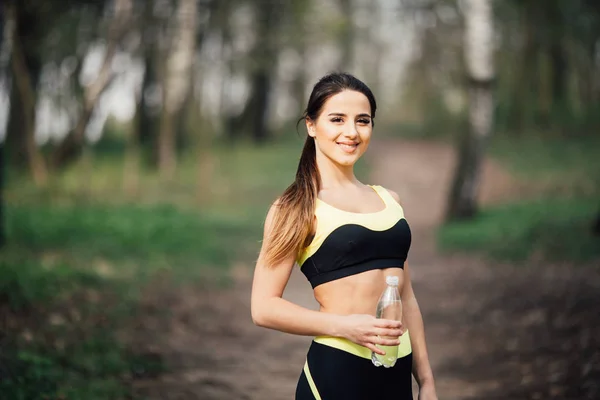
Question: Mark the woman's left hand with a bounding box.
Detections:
[418,382,438,400]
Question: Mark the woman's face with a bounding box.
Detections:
[306,90,373,168]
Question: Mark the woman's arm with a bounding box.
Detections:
[402,262,436,390]
[385,188,437,395]
[251,202,343,336]
[251,201,403,354]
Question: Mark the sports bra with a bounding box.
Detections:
[297,185,412,288]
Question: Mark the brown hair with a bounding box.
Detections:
[263,72,377,266]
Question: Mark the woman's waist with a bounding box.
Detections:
[313,331,412,359]
[318,303,379,317]
[314,269,405,314]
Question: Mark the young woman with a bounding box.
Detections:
[251,72,438,400]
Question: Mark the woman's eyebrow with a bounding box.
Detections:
[327,112,372,118]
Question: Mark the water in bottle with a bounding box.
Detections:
[371,275,402,368]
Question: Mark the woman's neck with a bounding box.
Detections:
[315,151,359,190]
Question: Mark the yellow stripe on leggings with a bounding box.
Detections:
[314,330,412,359]
[303,361,322,400]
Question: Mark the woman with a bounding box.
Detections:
[251,72,438,400]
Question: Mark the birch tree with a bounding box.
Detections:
[52,0,133,168]
[446,0,495,220]
[157,0,198,179]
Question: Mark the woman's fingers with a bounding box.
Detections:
[364,342,386,355]
[365,334,401,347]
[374,318,403,329]
[371,335,401,346]
[371,327,403,339]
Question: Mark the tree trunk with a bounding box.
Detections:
[231,0,278,143]
[157,0,198,179]
[446,0,494,221]
[137,44,160,160]
[123,106,141,197]
[593,208,600,236]
[52,0,132,169]
[0,5,6,248]
[291,5,307,116]
[511,0,538,133]
[549,40,567,109]
[249,70,271,143]
[0,139,4,248]
[5,72,27,167]
[7,1,47,186]
[338,0,354,71]
[3,0,28,165]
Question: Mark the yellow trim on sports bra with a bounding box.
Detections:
[297,185,405,266]
[314,330,412,360]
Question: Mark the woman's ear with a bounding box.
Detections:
[305,118,316,138]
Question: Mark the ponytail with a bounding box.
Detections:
[262,72,376,267]
[263,136,320,267]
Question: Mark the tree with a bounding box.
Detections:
[157,0,199,179]
[228,0,280,143]
[446,0,495,220]
[5,0,48,185]
[52,0,133,168]
[289,0,311,113]
[593,207,600,236]
[338,0,354,71]
[0,2,7,248]
[134,1,162,164]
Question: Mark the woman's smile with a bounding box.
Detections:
[337,141,360,153]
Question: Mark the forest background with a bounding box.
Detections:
[1,0,599,399]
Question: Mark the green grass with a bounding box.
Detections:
[1,138,314,399]
[0,257,154,400]
[0,336,163,400]
[6,204,260,283]
[439,197,600,264]
[440,135,600,264]
[0,259,104,310]
[489,134,600,196]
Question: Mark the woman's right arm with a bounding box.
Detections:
[250,202,403,354]
[251,202,343,336]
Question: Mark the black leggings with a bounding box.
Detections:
[295,340,413,399]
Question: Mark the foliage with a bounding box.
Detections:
[438,197,600,263]
[0,337,149,400]
[489,134,600,196]
[439,133,600,263]
[0,260,103,310]
[493,0,600,135]
[0,256,162,400]
[0,139,308,398]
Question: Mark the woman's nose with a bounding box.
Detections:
[343,123,358,137]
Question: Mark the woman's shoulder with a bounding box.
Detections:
[370,184,401,205]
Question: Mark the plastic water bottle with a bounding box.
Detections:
[371,275,402,368]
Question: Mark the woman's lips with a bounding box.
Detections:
[337,142,359,153]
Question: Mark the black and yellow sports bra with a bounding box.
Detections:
[297,185,412,288]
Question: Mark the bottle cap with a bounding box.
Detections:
[386,276,399,286]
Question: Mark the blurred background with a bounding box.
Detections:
[0,0,599,399]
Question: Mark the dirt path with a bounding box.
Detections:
[367,139,519,399]
[131,138,599,399]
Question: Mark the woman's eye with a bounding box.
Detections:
[358,119,370,124]
[331,117,343,123]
